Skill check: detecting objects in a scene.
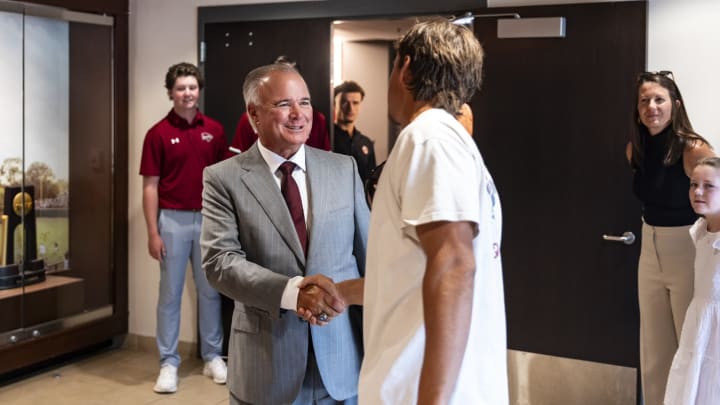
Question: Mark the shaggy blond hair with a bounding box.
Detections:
[396,18,484,115]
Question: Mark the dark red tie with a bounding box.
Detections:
[278,161,307,255]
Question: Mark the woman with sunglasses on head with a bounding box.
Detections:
[627,71,714,405]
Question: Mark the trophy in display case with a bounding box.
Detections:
[0,186,45,290]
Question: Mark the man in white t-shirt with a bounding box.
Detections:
[358,19,508,404]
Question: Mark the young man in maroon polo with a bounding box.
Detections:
[140,62,227,394]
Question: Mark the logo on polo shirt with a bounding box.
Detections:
[201,132,214,142]
[171,137,180,144]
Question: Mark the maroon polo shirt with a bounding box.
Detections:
[140,109,226,210]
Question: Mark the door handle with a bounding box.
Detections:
[602,231,636,245]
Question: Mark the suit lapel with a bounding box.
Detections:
[239,145,306,265]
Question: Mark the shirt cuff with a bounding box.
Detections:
[280,276,304,311]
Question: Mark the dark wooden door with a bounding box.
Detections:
[203,18,332,145]
[473,1,646,368]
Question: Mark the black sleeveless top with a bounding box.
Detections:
[632,126,696,226]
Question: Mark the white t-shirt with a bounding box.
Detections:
[359,108,508,405]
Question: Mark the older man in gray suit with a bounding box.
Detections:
[200,63,368,405]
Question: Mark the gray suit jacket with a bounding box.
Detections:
[201,144,369,405]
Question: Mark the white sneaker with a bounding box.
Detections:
[203,357,227,384]
[153,364,178,393]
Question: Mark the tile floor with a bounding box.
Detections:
[0,346,228,405]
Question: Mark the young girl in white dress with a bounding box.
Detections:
[665,156,720,404]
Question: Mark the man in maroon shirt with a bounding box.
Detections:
[139,62,227,394]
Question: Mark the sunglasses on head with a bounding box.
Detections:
[639,70,675,81]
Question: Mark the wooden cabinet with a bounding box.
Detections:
[0,0,127,376]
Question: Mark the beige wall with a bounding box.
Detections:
[648,0,720,147]
[129,0,720,344]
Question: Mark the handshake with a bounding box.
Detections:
[295,274,364,326]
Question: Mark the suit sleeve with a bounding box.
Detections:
[200,166,289,319]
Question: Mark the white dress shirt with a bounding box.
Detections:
[257,141,309,311]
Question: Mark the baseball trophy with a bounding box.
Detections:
[0,186,45,290]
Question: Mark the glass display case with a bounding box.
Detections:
[0,0,127,375]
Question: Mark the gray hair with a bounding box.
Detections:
[242,63,303,108]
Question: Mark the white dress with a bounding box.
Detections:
[665,218,720,404]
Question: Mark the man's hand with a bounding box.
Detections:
[296,275,347,325]
[142,176,164,262]
[148,233,165,261]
